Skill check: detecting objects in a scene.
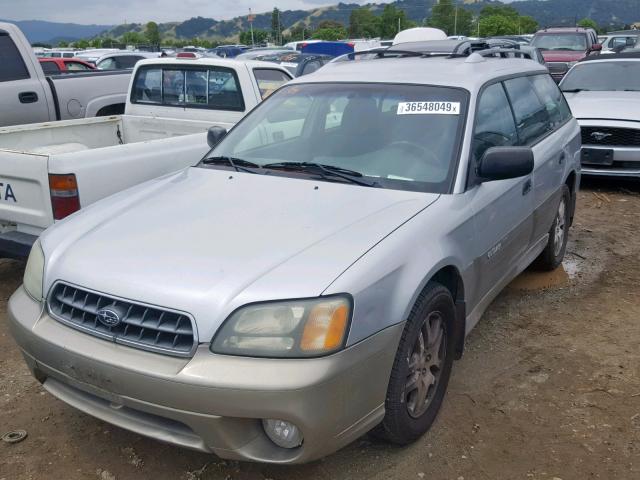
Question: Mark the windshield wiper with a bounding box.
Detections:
[201,156,260,174]
[561,88,588,93]
[262,162,379,187]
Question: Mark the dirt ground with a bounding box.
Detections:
[1,178,639,480]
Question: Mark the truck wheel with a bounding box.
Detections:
[535,185,570,271]
[377,282,456,445]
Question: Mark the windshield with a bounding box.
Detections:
[561,61,640,92]
[531,33,588,51]
[201,83,468,193]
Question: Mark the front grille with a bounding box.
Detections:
[581,126,640,147]
[48,283,196,357]
[547,62,569,75]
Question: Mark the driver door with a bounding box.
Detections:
[469,81,534,303]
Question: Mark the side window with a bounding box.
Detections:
[66,62,90,71]
[529,74,572,128]
[117,55,143,69]
[40,61,60,74]
[63,52,74,58]
[504,76,551,145]
[254,69,291,99]
[0,33,30,82]
[472,82,518,161]
[97,58,117,70]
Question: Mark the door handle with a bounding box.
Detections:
[558,152,566,165]
[19,91,39,104]
[522,178,532,196]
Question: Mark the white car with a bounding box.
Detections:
[560,53,640,177]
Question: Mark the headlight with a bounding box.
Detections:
[210,296,351,357]
[23,239,45,301]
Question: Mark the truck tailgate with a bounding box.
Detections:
[0,150,52,231]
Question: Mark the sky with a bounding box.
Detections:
[0,0,517,25]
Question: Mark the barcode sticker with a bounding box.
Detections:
[397,101,461,115]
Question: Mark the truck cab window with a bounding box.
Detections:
[0,32,30,82]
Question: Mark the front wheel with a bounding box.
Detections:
[377,282,456,445]
[535,185,570,271]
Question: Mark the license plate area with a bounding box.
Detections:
[581,148,614,166]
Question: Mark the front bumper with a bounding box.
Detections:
[8,286,403,464]
[0,230,37,259]
[581,145,640,178]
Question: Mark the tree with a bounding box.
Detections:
[72,39,90,49]
[379,5,415,39]
[480,5,520,20]
[317,20,345,31]
[271,7,283,44]
[518,16,538,34]
[312,26,347,41]
[239,29,269,45]
[145,21,161,46]
[478,15,518,37]
[57,40,69,47]
[349,8,380,38]
[427,0,473,36]
[121,31,145,45]
[577,18,599,32]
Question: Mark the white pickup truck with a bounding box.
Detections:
[0,22,132,127]
[0,56,293,258]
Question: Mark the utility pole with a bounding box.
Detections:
[248,8,255,46]
[454,6,458,36]
[398,16,401,34]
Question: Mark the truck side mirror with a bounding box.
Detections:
[478,147,534,182]
[207,126,227,148]
[590,43,603,52]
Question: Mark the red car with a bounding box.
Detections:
[39,57,96,74]
[531,27,602,82]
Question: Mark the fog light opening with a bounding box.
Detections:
[262,419,303,449]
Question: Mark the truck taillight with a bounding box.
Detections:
[49,174,80,220]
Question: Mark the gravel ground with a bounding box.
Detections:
[1,178,639,480]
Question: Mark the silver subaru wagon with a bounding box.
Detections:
[9,51,581,463]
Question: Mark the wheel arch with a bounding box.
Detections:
[422,265,466,360]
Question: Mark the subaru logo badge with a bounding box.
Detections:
[96,308,121,327]
[591,131,612,142]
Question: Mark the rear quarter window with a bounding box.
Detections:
[0,32,30,82]
[40,60,61,74]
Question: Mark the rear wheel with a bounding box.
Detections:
[535,185,570,271]
[377,282,456,444]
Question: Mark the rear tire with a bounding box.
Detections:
[535,185,570,271]
[377,282,456,445]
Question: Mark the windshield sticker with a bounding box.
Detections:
[397,101,460,115]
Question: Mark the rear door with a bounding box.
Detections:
[469,81,534,298]
[0,31,51,127]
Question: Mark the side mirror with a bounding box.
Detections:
[478,147,534,182]
[207,126,227,148]
[590,43,603,52]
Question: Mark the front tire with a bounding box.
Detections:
[377,282,456,445]
[536,185,570,271]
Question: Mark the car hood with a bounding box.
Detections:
[564,90,640,120]
[541,50,586,62]
[43,167,439,342]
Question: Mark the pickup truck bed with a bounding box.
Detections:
[0,115,217,256]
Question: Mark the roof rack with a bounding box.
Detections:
[335,40,532,63]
